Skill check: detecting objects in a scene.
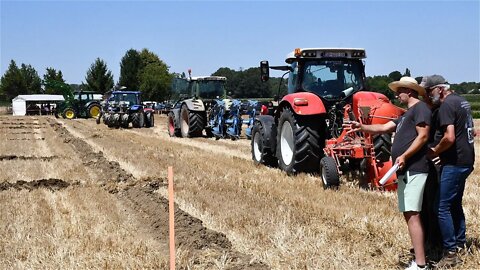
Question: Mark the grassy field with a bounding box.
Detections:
[0,115,479,269]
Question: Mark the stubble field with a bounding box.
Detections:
[0,114,479,269]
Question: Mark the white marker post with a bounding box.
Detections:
[168,166,175,270]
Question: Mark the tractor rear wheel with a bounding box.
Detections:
[277,107,322,174]
[251,121,277,167]
[87,104,101,119]
[167,112,181,137]
[145,112,155,128]
[180,104,205,138]
[63,108,76,119]
[320,156,340,189]
[373,134,392,162]
[132,112,144,128]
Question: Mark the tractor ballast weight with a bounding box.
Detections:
[252,48,405,190]
[97,91,154,129]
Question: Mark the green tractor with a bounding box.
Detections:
[46,80,102,119]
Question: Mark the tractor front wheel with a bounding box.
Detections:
[63,108,76,119]
[251,121,277,167]
[276,108,322,174]
[320,156,340,189]
[132,112,144,128]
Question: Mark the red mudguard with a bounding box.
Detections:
[279,92,326,115]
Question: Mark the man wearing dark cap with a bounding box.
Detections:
[350,77,431,270]
[421,75,475,268]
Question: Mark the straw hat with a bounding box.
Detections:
[388,76,425,96]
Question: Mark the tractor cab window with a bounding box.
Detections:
[198,80,225,99]
[301,59,364,99]
[113,93,138,105]
[74,93,89,100]
[287,62,298,94]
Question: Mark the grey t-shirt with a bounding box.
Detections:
[437,93,475,166]
[392,101,432,174]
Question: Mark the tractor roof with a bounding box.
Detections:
[111,91,141,94]
[189,76,227,81]
[285,48,366,64]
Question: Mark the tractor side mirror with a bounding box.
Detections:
[260,61,270,82]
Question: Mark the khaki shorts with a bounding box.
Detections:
[397,171,428,212]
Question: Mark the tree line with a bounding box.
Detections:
[1,50,479,102]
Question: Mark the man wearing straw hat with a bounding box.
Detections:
[350,76,431,270]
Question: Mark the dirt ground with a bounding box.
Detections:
[1,115,479,269]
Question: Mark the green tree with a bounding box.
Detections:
[20,64,42,95]
[0,60,22,100]
[403,68,411,77]
[137,49,172,101]
[212,67,238,96]
[388,71,402,82]
[366,75,395,100]
[0,60,42,100]
[119,49,142,90]
[43,67,66,94]
[85,58,114,94]
[139,64,172,101]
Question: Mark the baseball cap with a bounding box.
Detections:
[420,75,448,90]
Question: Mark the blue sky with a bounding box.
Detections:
[1,1,479,84]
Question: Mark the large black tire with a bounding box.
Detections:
[87,104,101,119]
[63,108,76,119]
[373,133,392,162]
[120,114,129,128]
[276,107,322,174]
[251,121,277,167]
[132,112,144,128]
[145,112,154,128]
[180,104,205,138]
[320,156,340,189]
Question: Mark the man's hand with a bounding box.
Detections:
[345,121,362,134]
[395,155,406,170]
[427,147,436,159]
[427,147,441,165]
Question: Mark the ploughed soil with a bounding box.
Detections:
[46,118,268,269]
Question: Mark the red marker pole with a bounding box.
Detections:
[168,166,175,270]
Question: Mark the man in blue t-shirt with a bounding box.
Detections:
[422,75,475,268]
[351,76,431,270]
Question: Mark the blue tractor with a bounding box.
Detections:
[96,91,155,128]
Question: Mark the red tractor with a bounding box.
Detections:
[252,48,405,190]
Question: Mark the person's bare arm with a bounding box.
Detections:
[349,120,396,135]
[396,123,429,169]
[431,124,455,156]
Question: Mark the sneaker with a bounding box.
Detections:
[456,244,468,256]
[405,260,430,270]
[399,249,415,267]
[435,250,461,268]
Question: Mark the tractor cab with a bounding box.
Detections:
[188,76,227,100]
[171,76,227,101]
[262,48,367,101]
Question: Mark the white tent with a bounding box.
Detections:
[12,94,64,116]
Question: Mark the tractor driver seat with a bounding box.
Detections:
[322,80,344,97]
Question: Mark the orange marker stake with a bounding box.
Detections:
[168,166,175,270]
